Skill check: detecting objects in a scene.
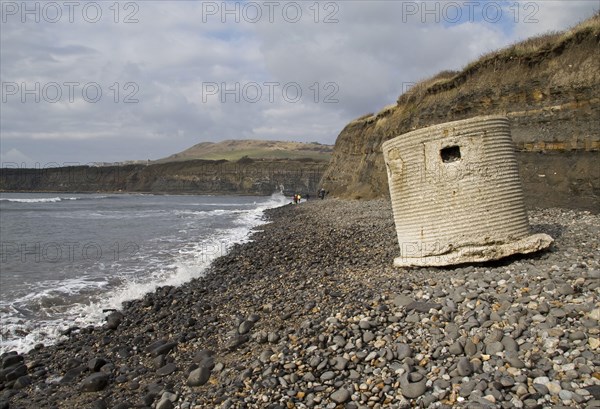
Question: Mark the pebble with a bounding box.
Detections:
[151,342,177,357]
[485,341,504,355]
[334,357,348,370]
[80,373,110,392]
[363,331,375,342]
[547,381,562,395]
[501,336,518,352]
[460,380,477,397]
[464,340,477,357]
[393,295,413,307]
[457,357,473,376]
[88,357,107,372]
[156,398,174,409]
[156,363,177,376]
[396,344,412,360]
[330,388,351,403]
[106,311,124,330]
[405,301,442,313]
[320,371,335,381]
[238,320,254,335]
[449,341,463,355]
[187,367,211,386]
[559,390,573,401]
[400,372,427,398]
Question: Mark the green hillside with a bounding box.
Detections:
[157,140,333,163]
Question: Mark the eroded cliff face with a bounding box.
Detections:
[0,159,326,196]
[321,18,599,211]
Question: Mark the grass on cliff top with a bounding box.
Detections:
[466,12,600,67]
[396,12,600,106]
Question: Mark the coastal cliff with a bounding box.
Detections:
[320,15,599,211]
[0,159,326,196]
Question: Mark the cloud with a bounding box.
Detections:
[510,0,599,40]
[0,0,597,165]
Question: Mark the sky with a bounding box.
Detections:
[1,0,598,166]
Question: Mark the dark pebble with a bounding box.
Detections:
[106,311,124,330]
[405,301,442,313]
[80,373,110,392]
[156,363,178,376]
[187,366,212,386]
[586,385,600,400]
[151,342,178,357]
[1,355,23,369]
[12,376,31,390]
[60,366,86,384]
[88,358,107,372]
[400,372,427,398]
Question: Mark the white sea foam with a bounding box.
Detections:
[174,209,240,217]
[0,196,112,203]
[0,197,64,203]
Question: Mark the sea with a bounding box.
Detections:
[0,192,288,354]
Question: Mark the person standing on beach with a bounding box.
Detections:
[319,188,326,200]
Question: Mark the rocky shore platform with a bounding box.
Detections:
[1,199,599,409]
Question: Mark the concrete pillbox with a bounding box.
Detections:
[382,115,553,267]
